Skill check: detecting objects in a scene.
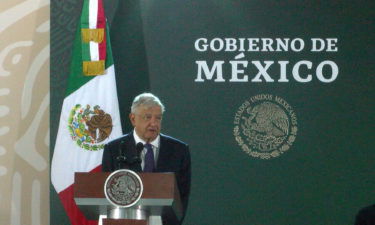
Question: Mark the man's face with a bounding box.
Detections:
[129,105,162,142]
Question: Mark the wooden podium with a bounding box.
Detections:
[74,172,183,225]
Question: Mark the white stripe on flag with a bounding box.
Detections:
[89,0,99,61]
[89,0,98,29]
[90,42,99,61]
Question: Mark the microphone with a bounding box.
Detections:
[133,142,144,164]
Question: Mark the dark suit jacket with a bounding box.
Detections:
[102,132,191,225]
[355,204,375,225]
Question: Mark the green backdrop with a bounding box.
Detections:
[51,1,374,225]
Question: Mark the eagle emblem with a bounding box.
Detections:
[234,94,298,159]
[104,169,143,207]
[68,104,113,151]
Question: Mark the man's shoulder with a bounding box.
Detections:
[106,132,133,146]
[160,134,188,148]
[355,204,375,224]
[358,204,375,216]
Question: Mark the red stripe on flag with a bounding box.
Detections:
[58,165,102,225]
[97,0,106,61]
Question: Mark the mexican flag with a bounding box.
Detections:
[51,0,122,224]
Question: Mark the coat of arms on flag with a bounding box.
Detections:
[68,104,113,150]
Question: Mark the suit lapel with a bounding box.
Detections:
[156,135,170,172]
[124,132,135,153]
[124,132,142,172]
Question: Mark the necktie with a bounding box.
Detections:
[143,143,155,172]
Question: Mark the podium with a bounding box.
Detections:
[74,172,183,225]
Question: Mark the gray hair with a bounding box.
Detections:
[131,93,165,114]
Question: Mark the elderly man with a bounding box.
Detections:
[102,93,191,225]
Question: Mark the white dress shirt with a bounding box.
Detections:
[133,129,160,170]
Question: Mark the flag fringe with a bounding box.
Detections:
[82,60,105,76]
[81,28,104,43]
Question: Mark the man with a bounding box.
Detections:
[102,93,191,225]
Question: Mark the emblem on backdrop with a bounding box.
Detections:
[68,104,113,151]
[233,94,298,159]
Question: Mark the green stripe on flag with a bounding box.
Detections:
[80,0,91,63]
[80,0,89,29]
[105,23,113,68]
[81,41,91,62]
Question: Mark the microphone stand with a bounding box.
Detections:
[116,141,143,171]
[116,140,127,170]
[133,142,144,165]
